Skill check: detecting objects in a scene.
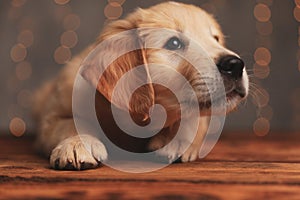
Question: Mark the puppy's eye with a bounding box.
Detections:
[213,35,219,42]
[164,37,184,50]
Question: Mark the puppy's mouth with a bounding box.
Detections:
[197,84,247,111]
[226,85,247,99]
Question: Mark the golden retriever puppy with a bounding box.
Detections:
[34,1,248,170]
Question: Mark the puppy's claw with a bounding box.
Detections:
[92,142,108,163]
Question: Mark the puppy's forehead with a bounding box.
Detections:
[136,2,218,35]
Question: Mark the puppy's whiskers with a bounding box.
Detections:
[248,82,268,112]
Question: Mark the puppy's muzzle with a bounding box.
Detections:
[217,55,245,81]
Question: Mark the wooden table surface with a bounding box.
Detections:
[1,132,300,200]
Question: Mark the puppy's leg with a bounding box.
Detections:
[149,117,209,163]
[36,117,107,170]
[181,116,209,162]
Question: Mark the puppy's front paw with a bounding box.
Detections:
[50,135,107,170]
[151,139,192,164]
[181,144,199,163]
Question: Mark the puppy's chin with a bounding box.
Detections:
[197,91,247,116]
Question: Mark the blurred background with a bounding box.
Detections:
[1,0,299,137]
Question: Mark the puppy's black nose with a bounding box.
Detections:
[217,55,245,80]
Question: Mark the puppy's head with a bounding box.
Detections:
[81,2,249,123]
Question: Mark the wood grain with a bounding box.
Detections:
[1,132,300,200]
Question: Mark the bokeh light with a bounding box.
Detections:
[253,64,270,79]
[54,5,72,21]
[108,0,126,5]
[11,43,27,63]
[54,0,70,5]
[9,117,26,137]
[11,0,26,7]
[254,47,271,66]
[294,6,300,22]
[60,30,78,48]
[253,117,270,136]
[18,30,34,48]
[104,2,123,19]
[296,0,300,8]
[63,14,81,30]
[54,46,72,64]
[254,4,271,22]
[256,0,273,7]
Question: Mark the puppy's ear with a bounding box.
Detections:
[80,19,154,123]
